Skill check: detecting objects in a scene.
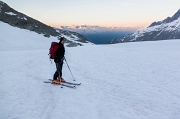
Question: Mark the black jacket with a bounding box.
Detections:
[54,43,65,63]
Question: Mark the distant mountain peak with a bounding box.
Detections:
[149,9,180,27]
[172,9,180,20]
[108,9,180,44]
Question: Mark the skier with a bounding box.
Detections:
[52,37,66,84]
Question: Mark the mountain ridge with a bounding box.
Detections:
[149,9,180,27]
[0,1,92,47]
[60,25,135,44]
[108,9,180,44]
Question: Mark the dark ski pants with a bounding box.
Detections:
[53,62,63,80]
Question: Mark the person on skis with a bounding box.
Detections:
[52,37,66,84]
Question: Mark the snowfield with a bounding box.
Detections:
[0,22,180,119]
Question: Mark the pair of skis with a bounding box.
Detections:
[44,79,81,89]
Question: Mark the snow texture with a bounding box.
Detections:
[5,12,17,16]
[0,22,180,119]
[21,17,27,20]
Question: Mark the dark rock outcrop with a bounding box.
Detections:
[0,1,91,46]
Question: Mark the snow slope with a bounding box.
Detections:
[0,22,180,119]
[131,17,180,40]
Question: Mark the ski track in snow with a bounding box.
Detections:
[1,22,180,119]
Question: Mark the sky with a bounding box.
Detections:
[2,0,180,29]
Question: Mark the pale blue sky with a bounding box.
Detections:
[2,0,180,29]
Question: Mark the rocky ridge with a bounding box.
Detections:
[0,1,92,47]
[108,9,180,44]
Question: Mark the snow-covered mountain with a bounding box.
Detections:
[61,25,135,44]
[108,9,180,44]
[61,25,136,34]
[1,18,180,119]
[0,1,92,47]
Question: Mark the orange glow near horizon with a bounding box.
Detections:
[5,0,180,31]
[47,22,148,30]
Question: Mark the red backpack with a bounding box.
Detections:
[49,42,59,59]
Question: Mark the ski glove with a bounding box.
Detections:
[61,56,65,62]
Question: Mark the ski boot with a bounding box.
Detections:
[58,77,65,82]
[52,80,60,84]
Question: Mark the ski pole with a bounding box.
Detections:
[64,58,76,81]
